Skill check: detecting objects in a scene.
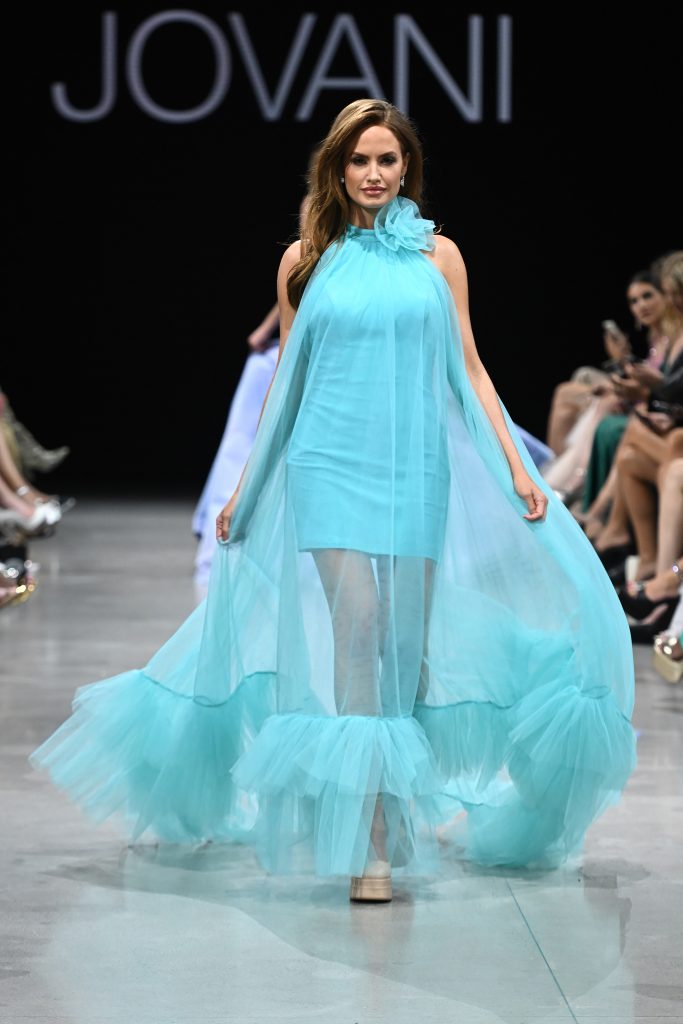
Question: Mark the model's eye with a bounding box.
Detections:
[350,156,398,165]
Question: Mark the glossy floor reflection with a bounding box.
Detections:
[2,499,682,1023]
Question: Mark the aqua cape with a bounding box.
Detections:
[29,194,637,877]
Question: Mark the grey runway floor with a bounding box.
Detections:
[2,498,682,1024]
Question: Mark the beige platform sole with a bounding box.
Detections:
[349,862,392,902]
[652,642,683,684]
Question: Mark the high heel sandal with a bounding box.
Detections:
[595,540,637,571]
[350,860,392,903]
[607,561,628,587]
[652,632,683,684]
[623,576,658,599]
[618,568,681,621]
[630,604,679,644]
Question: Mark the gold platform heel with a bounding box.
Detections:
[350,795,392,902]
[349,859,392,902]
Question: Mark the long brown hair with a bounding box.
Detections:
[287,99,433,310]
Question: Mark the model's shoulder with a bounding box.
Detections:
[431,232,465,266]
[280,239,304,270]
[427,234,466,282]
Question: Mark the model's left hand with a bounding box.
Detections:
[512,470,548,522]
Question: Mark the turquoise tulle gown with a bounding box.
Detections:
[29,195,638,878]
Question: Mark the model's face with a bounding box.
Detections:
[343,125,409,223]
[661,275,683,316]
[627,281,667,327]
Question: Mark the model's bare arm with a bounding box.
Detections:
[216,242,301,541]
[434,236,547,521]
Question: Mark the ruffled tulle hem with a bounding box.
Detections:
[29,668,638,877]
[28,668,276,844]
[415,680,637,869]
[229,711,450,876]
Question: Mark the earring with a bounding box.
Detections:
[340,176,344,183]
[400,175,405,186]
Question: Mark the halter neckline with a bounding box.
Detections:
[344,194,436,253]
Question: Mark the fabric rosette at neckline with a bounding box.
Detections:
[345,194,437,253]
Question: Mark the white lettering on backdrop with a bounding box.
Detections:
[51,11,513,123]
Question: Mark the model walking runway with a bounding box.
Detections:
[28,100,637,903]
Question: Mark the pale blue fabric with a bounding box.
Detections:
[514,425,554,468]
[287,217,450,560]
[192,344,279,587]
[29,194,637,878]
[192,342,279,541]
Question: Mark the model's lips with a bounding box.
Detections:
[363,188,385,194]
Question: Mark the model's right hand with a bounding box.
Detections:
[216,490,239,542]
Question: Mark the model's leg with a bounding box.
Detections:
[376,552,438,873]
[376,554,392,665]
[311,548,381,717]
[311,547,388,866]
[418,558,438,702]
[376,554,437,709]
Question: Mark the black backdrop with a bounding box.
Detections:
[7,6,681,496]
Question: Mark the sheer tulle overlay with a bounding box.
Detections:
[29,195,637,877]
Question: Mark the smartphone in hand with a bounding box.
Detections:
[602,319,626,342]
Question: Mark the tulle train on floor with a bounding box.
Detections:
[29,197,637,877]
